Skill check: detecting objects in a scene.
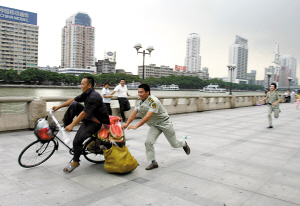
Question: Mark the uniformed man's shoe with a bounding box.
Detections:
[183,141,190,155]
[267,126,273,128]
[145,163,158,170]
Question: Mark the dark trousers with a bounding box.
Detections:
[63,101,102,162]
[118,98,130,122]
[104,103,112,115]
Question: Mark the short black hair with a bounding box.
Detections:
[104,82,110,86]
[270,82,277,89]
[85,77,94,88]
[138,84,151,95]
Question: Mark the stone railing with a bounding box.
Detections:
[0,94,272,132]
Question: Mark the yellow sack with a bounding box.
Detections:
[103,145,139,173]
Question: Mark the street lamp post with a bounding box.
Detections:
[227,64,236,95]
[134,43,154,83]
[266,72,272,89]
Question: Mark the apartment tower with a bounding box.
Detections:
[61,12,95,68]
[185,33,201,72]
[0,6,38,72]
[228,35,248,81]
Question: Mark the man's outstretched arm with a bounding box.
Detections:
[127,111,153,130]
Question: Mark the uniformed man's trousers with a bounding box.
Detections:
[145,119,185,162]
[268,105,280,126]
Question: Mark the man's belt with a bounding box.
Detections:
[163,117,169,122]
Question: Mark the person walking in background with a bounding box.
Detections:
[296,91,300,109]
[259,83,282,128]
[291,90,295,103]
[111,79,131,122]
[102,82,113,115]
[284,89,290,103]
[122,84,190,170]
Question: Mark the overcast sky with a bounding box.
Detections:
[1,0,299,80]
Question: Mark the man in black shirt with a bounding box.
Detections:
[52,77,109,173]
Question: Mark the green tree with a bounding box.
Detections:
[5,68,19,82]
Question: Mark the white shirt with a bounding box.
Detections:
[291,91,295,97]
[102,88,111,103]
[114,84,128,98]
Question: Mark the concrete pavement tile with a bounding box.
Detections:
[244,156,289,169]
[213,171,267,192]
[8,166,66,190]
[229,163,277,181]
[0,190,47,206]
[0,176,23,198]
[257,182,300,205]
[255,148,297,161]
[164,197,207,206]
[248,137,278,145]
[192,178,254,206]
[109,184,188,206]
[196,156,242,171]
[276,142,300,150]
[71,171,129,191]
[144,180,223,206]
[28,179,95,205]
[237,141,271,150]
[87,196,125,206]
[214,150,253,162]
[282,160,300,173]
[242,194,299,206]
[270,172,300,188]
[177,163,227,181]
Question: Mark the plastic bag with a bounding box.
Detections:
[35,118,53,142]
[103,145,139,173]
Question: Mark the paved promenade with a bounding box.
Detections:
[0,103,300,206]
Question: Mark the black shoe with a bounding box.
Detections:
[267,126,273,128]
[183,141,190,155]
[145,163,158,170]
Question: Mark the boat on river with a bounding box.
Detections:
[157,84,179,91]
[200,84,226,93]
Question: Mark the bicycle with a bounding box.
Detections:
[18,110,118,168]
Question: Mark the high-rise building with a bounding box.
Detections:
[185,33,201,72]
[61,12,95,68]
[0,6,38,72]
[278,66,291,87]
[280,55,297,85]
[228,35,248,82]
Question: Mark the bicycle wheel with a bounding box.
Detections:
[83,138,105,164]
[18,139,57,168]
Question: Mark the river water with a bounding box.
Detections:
[0,87,264,113]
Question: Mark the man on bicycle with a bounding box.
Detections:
[52,77,109,173]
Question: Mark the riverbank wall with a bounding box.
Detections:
[0,94,279,132]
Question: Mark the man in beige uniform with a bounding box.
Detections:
[122,84,190,170]
[259,83,282,128]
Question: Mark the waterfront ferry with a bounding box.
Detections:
[200,84,226,93]
[157,84,180,91]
